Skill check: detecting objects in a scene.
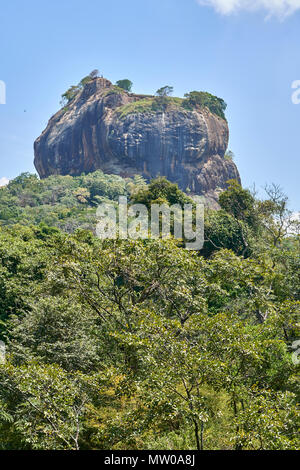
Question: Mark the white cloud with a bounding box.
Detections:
[0,177,9,187]
[197,0,300,18]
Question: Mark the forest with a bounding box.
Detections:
[0,172,299,450]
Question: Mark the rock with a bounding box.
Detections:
[34,77,240,204]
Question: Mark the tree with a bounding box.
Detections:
[225,150,235,161]
[60,85,80,106]
[0,225,51,339]
[219,180,258,229]
[183,91,227,120]
[131,177,193,208]
[0,362,95,450]
[60,71,99,108]
[156,86,173,97]
[232,389,299,450]
[79,76,93,87]
[203,209,252,257]
[89,69,99,79]
[7,296,100,372]
[154,86,174,111]
[116,79,133,92]
[257,184,300,247]
[73,187,91,204]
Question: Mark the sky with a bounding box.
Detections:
[0,0,299,209]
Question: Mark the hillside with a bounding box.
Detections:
[0,173,299,450]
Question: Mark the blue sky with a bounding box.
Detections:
[0,0,299,209]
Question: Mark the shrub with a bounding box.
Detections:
[183,91,227,120]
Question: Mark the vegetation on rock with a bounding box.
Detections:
[116,79,133,92]
[60,70,99,106]
[183,91,227,120]
[115,89,227,120]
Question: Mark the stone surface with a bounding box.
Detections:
[34,78,241,203]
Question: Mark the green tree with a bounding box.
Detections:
[156,86,174,97]
[7,296,100,372]
[0,362,96,450]
[60,85,80,106]
[219,180,256,226]
[183,91,227,120]
[131,177,193,208]
[116,79,133,92]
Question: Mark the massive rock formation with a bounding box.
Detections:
[34,77,240,203]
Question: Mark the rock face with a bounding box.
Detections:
[34,77,240,203]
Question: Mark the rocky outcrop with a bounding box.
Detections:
[34,77,240,202]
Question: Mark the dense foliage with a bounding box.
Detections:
[0,171,141,232]
[183,91,227,120]
[0,172,299,450]
[116,79,133,92]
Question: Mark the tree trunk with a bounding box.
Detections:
[193,419,201,451]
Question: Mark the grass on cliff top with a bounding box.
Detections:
[115,96,185,119]
[115,94,227,121]
[103,85,127,96]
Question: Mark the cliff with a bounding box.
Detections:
[34,77,240,203]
